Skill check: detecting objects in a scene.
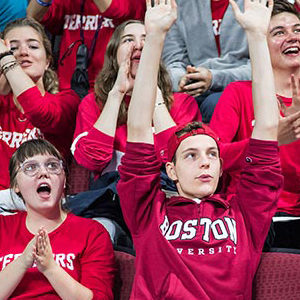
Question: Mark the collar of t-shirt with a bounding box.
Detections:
[211,0,229,56]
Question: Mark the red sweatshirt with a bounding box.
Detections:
[0,87,80,190]
[71,92,201,177]
[41,0,146,91]
[210,81,300,215]
[0,212,115,299]
[117,139,283,299]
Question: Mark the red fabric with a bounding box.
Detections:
[117,139,282,299]
[113,251,135,300]
[253,252,300,300]
[0,212,115,299]
[0,87,80,190]
[72,92,201,176]
[167,122,220,161]
[211,0,229,56]
[210,80,300,215]
[295,2,300,12]
[41,0,146,91]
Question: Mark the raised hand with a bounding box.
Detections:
[280,74,300,116]
[230,0,273,35]
[145,0,177,35]
[33,228,56,274]
[113,43,134,96]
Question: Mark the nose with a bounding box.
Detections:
[17,44,29,57]
[37,164,50,177]
[286,30,299,43]
[134,39,144,50]
[198,156,210,169]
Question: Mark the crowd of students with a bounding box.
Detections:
[0,0,299,299]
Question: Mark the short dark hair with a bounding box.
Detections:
[272,0,299,18]
[9,139,65,189]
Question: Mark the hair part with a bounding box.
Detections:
[2,17,59,94]
[94,19,173,125]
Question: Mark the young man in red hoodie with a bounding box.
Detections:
[117,0,283,299]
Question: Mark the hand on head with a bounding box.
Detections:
[145,0,177,35]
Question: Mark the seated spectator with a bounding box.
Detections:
[162,0,251,123]
[0,18,80,210]
[210,0,300,249]
[0,0,28,32]
[0,138,115,299]
[69,18,200,250]
[27,0,146,97]
[71,18,201,176]
[117,0,283,299]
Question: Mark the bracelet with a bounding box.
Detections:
[2,61,19,76]
[35,0,52,7]
[0,50,14,61]
[0,60,16,75]
[155,102,165,107]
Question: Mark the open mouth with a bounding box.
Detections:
[283,46,300,55]
[37,183,51,196]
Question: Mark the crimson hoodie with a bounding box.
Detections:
[117,139,283,299]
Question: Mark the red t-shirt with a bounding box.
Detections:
[211,0,229,56]
[210,81,300,215]
[41,0,146,91]
[0,212,115,299]
[0,87,80,190]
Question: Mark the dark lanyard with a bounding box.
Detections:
[80,0,103,66]
[60,0,103,66]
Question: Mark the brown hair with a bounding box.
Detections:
[9,139,66,190]
[2,17,59,94]
[94,19,174,125]
[272,0,299,18]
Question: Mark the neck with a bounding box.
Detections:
[274,66,300,97]
[26,206,67,235]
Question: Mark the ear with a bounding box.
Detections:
[219,158,223,178]
[14,185,20,194]
[166,161,178,182]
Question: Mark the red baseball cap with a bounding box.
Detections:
[167,122,220,162]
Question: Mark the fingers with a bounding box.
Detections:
[229,0,241,19]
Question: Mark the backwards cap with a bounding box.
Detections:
[167,122,220,162]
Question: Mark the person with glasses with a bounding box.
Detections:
[0,138,115,299]
[0,17,80,211]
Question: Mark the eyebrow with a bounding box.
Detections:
[270,23,300,34]
[9,38,40,43]
[121,33,146,39]
[181,146,218,154]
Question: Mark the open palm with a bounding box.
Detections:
[145,0,177,35]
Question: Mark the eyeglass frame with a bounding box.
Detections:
[18,158,64,177]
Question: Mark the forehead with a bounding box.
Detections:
[5,26,41,42]
[269,12,300,31]
[122,23,145,37]
[23,153,57,163]
[177,134,218,154]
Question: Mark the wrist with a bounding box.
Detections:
[35,0,52,7]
